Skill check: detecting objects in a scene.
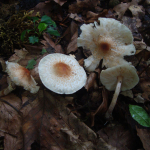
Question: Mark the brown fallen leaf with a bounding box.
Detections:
[0,94,23,150]
[139,77,150,101]
[134,41,147,54]
[122,16,142,41]
[128,5,145,19]
[69,0,100,15]
[19,90,98,149]
[42,32,64,54]
[69,13,84,22]
[85,72,98,91]
[85,9,115,23]
[98,122,140,150]
[113,2,130,19]
[8,48,28,63]
[136,127,150,150]
[30,1,63,21]
[63,21,78,54]
[66,30,78,54]
[54,0,67,6]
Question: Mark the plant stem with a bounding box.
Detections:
[105,76,122,120]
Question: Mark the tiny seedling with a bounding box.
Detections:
[41,48,47,55]
[21,15,60,44]
[26,59,37,70]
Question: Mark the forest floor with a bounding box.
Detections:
[0,0,150,150]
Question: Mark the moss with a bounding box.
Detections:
[0,10,39,56]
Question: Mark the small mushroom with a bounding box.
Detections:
[6,61,39,93]
[100,64,139,119]
[77,18,136,70]
[38,53,87,94]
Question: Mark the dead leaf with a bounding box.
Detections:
[136,127,150,150]
[30,1,63,21]
[42,32,64,54]
[134,41,147,54]
[19,90,98,149]
[113,3,130,19]
[0,94,23,150]
[98,122,140,150]
[121,90,134,98]
[66,30,78,54]
[53,0,67,6]
[129,5,145,19]
[134,93,145,103]
[69,0,100,15]
[139,77,150,101]
[122,16,142,40]
[85,72,98,91]
[69,13,84,22]
[8,48,28,63]
[63,21,78,53]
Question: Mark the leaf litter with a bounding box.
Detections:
[0,0,150,149]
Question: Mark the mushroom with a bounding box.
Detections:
[6,61,39,93]
[100,64,139,119]
[84,55,100,72]
[77,18,136,70]
[38,53,87,94]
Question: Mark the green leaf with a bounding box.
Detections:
[21,29,31,41]
[21,30,27,41]
[46,27,60,36]
[26,59,36,70]
[29,36,39,44]
[129,104,150,127]
[41,15,57,27]
[32,17,39,23]
[38,23,48,32]
[41,48,47,55]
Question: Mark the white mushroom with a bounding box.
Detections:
[84,55,100,72]
[100,64,139,119]
[6,61,39,93]
[38,53,87,94]
[77,18,136,70]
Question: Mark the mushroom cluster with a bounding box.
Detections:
[77,17,139,119]
[77,17,136,71]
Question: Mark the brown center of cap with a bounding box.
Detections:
[54,62,71,77]
[99,41,111,53]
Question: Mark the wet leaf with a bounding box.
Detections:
[129,104,150,127]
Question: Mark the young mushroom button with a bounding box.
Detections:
[38,53,87,94]
[100,64,139,120]
[77,17,136,71]
[6,61,39,93]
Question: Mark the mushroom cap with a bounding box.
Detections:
[38,53,87,94]
[100,64,139,91]
[84,55,100,72]
[77,18,136,68]
[6,62,39,93]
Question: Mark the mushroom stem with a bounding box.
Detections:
[105,76,122,120]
